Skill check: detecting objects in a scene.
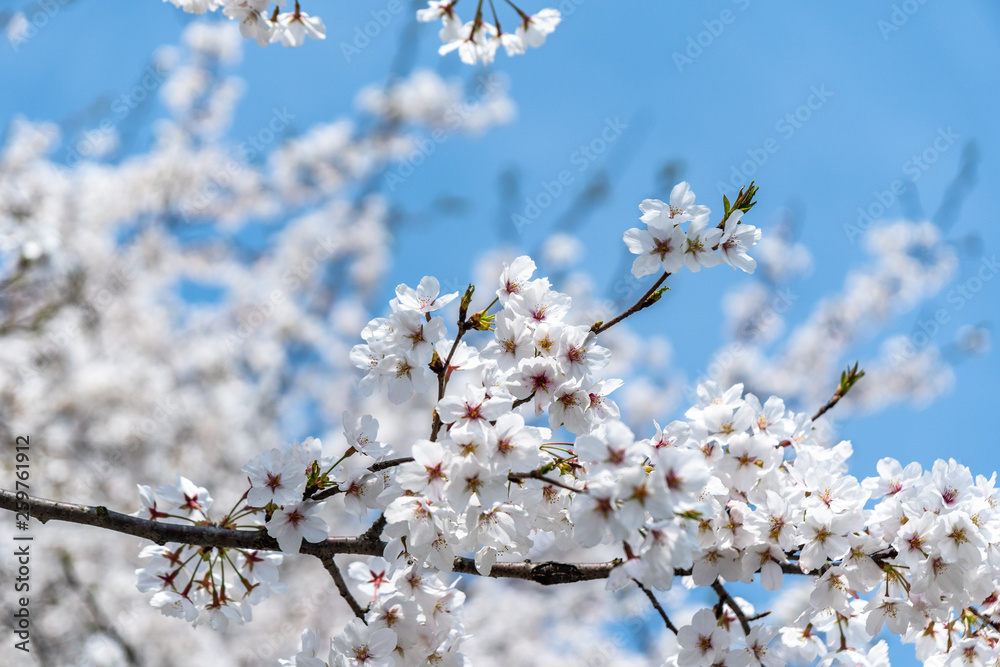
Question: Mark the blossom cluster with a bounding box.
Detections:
[624,181,763,276]
[5,9,992,664]
[417,1,561,65]
[161,0,563,62]
[283,562,468,667]
[133,474,287,631]
[130,184,1000,665]
[164,0,326,47]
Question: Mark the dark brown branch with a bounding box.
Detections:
[359,513,387,544]
[320,553,368,622]
[712,578,751,635]
[511,390,536,410]
[0,489,376,556]
[811,362,865,422]
[811,395,842,423]
[61,550,144,666]
[508,470,584,494]
[591,271,670,335]
[310,485,343,501]
[370,457,414,472]
[0,490,625,587]
[634,578,677,633]
[451,557,621,585]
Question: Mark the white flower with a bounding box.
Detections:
[497,255,537,303]
[623,221,685,277]
[395,275,458,313]
[515,8,561,48]
[676,608,731,667]
[437,385,512,444]
[331,618,397,667]
[155,475,213,517]
[719,209,762,273]
[642,182,711,225]
[149,591,199,622]
[271,11,326,48]
[266,500,329,554]
[279,629,328,667]
[343,412,389,458]
[242,448,306,508]
[570,472,626,547]
[396,440,451,499]
[417,1,457,23]
[682,218,724,272]
[223,4,273,47]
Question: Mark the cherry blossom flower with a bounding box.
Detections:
[497,255,537,303]
[682,218,724,272]
[677,608,731,667]
[437,385,512,444]
[265,500,329,554]
[719,209,763,273]
[271,10,326,48]
[155,475,214,518]
[331,618,397,667]
[242,448,306,508]
[395,276,458,313]
[342,411,389,459]
[623,218,686,277]
[515,9,561,49]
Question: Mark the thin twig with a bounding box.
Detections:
[511,390,536,410]
[450,557,622,585]
[61,550,144,666]
[0,490,624,586]
[810,395,841,422]
[0,489,376,556]
[508,470,584,494]
[359,513,387,544]
[811,362,865,422]
[309,485,343,501]
[591,271,670,335]
[370,457,414,472]
[712,578,751,635]
[320,554,368,622]
[633,578,677,633]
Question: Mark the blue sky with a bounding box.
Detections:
[3,0,999,658]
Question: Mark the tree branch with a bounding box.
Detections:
[634,578,677,633]
[811,362,865,422]
[0,489,376,556]
[61,550,144,666]
[451,557,621,585]
[508,469,584,494]
[0,490,624,587]
[370,457,414,472]
[320,553,368,622]
[712,578,751,635]
[591,271,670,335]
